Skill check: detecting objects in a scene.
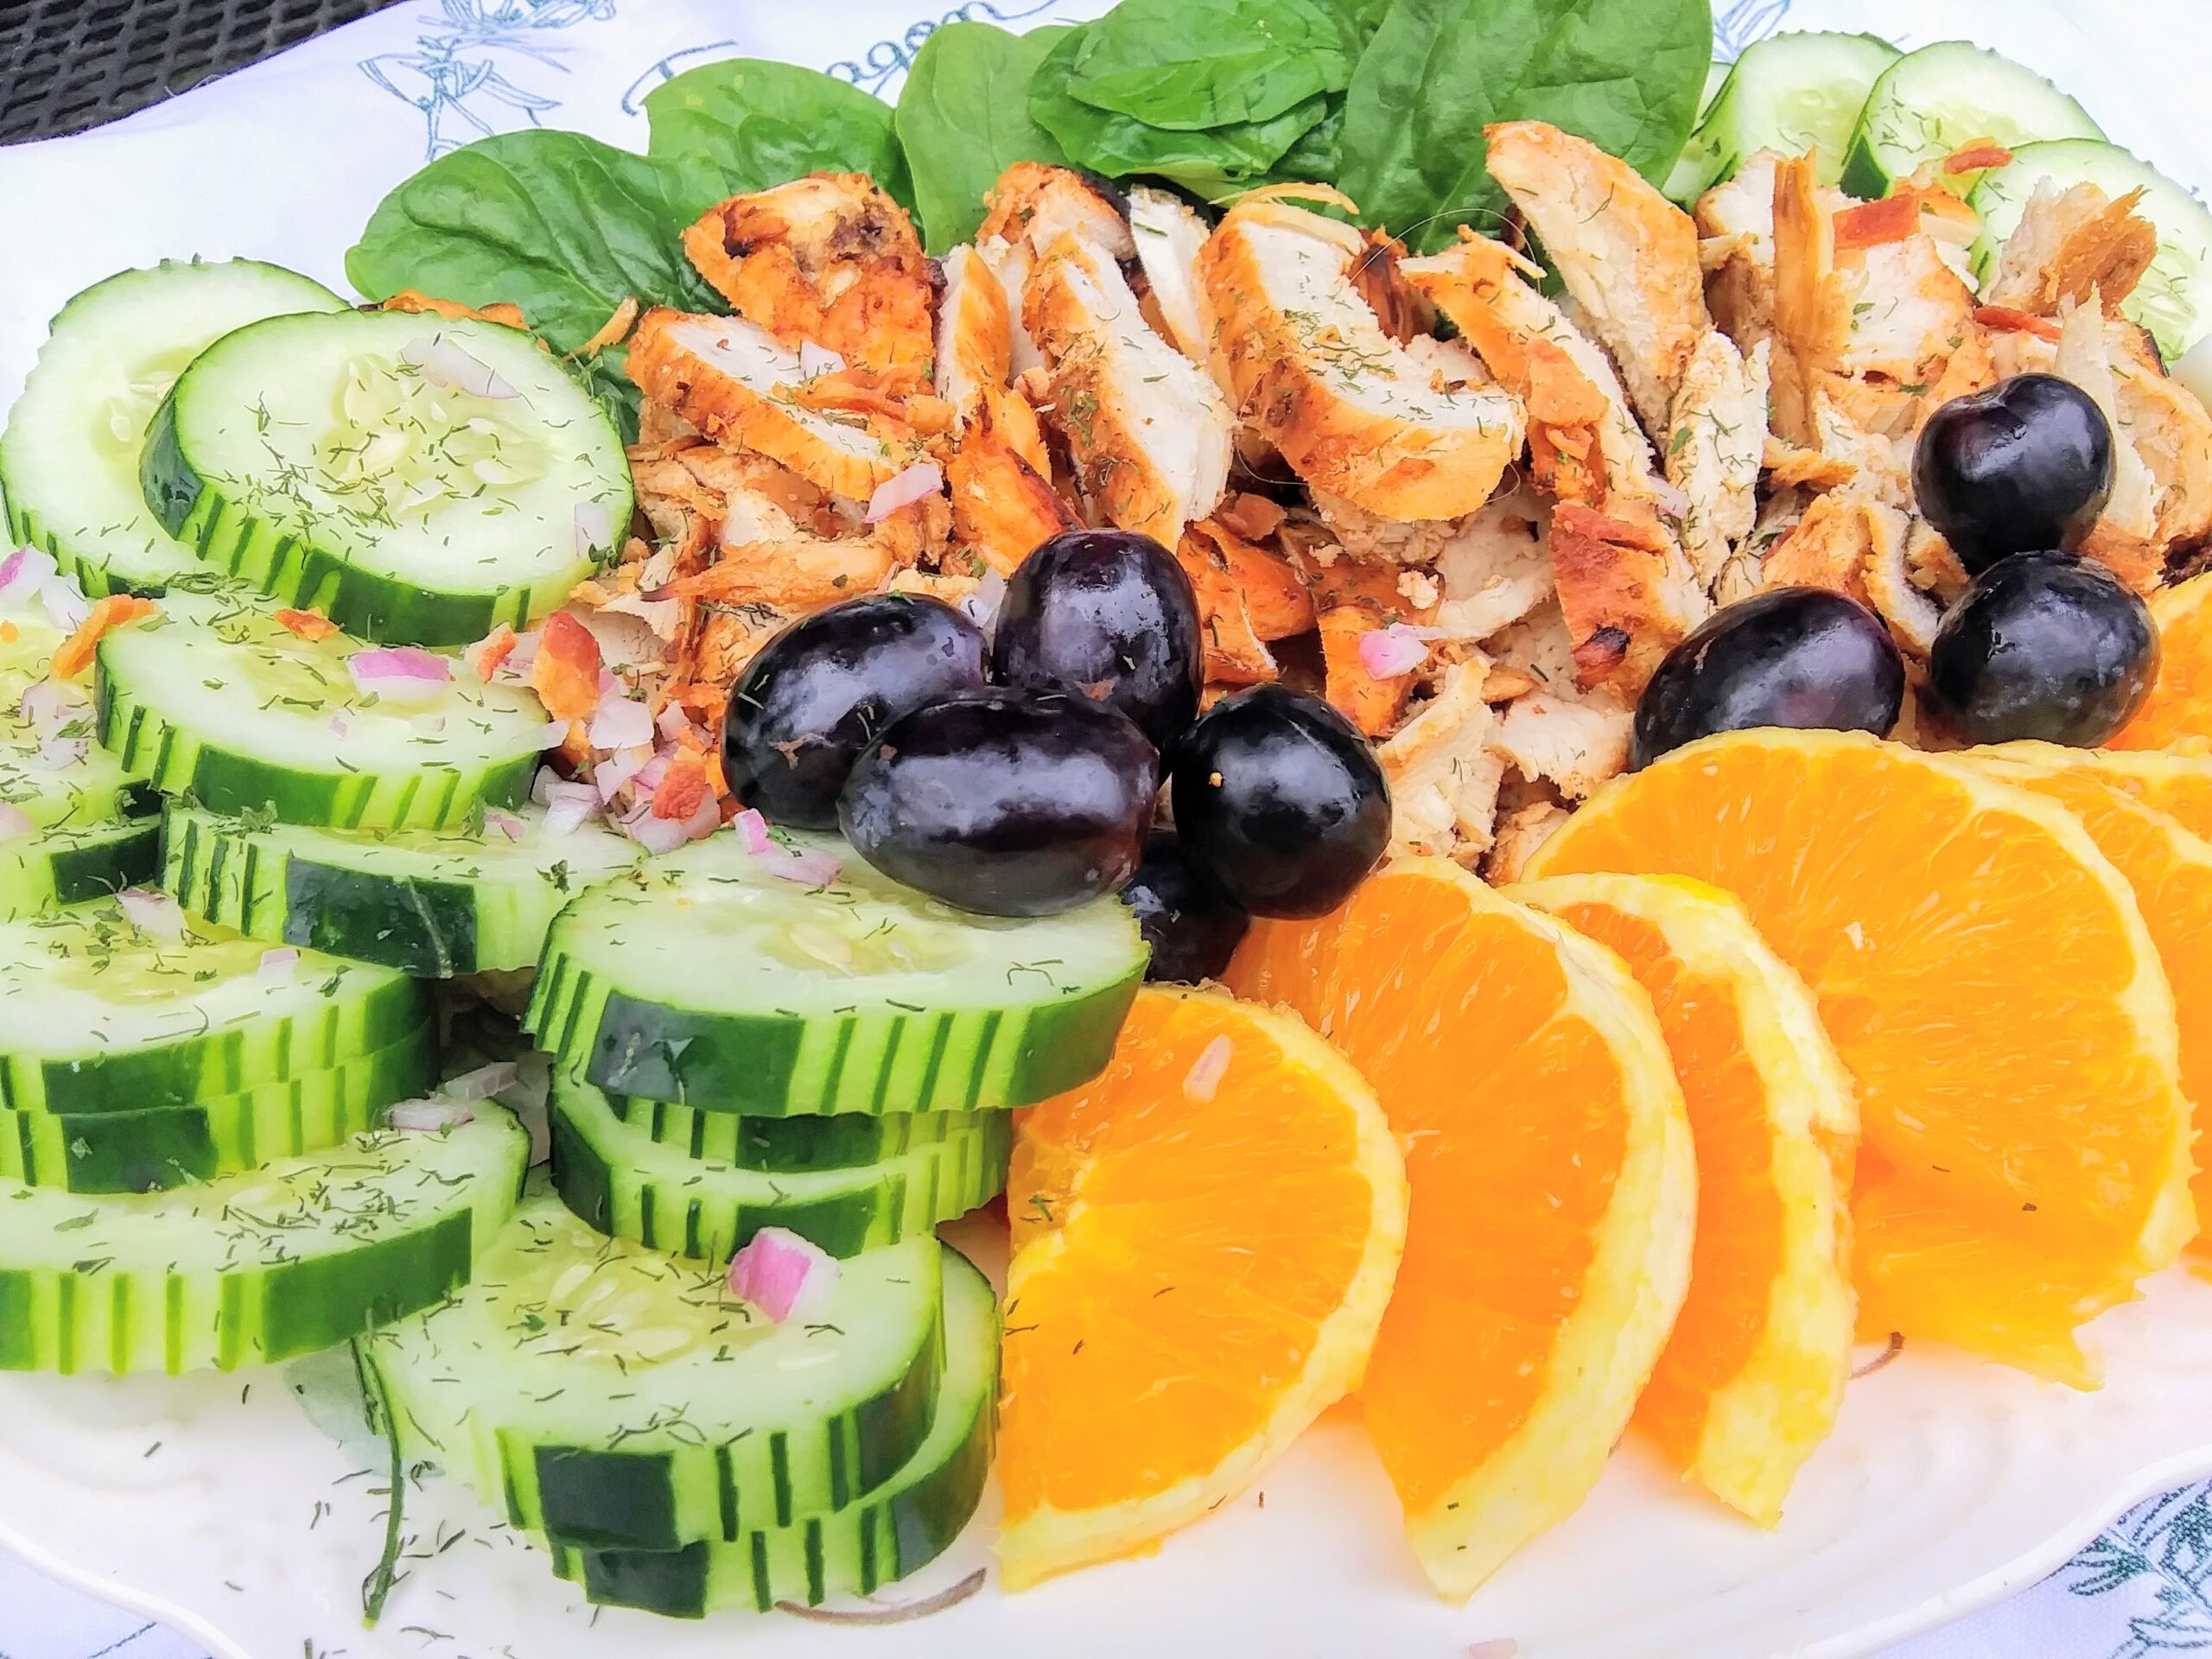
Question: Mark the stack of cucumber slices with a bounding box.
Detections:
[1667,34,2212,360]
[0,254,1153,1614]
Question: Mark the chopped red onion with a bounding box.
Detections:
[484,808,529,842]
[402,333,518,400]
[620,802,692,855]
[589,693,656,751]
[531,717,572,751]
[765,844,842,887]
[118,887,186,941]
[1183,1034,1234,1103]
[0,547,55,610]
[734,807,773,856]
[1465,1643,1520,1659]
[0,804,32,842]
[18,680,82,737]
[348,646,453,705]
[256,946,301,983]
[679,791,721,842]
[506,628,542,677]
[531,766,559,807]
[594,746,650,803]
[33,736,86,772]
[864,461,944,524]
[727,1227,839,1322]
[38,573,88,634]
[656,702,693,744]
[542,784,599,836]
[574,500,613,560]
[633,752,672,792]
[388,1098,476,1133]
[439,1062,522,1103]
[1357,624,1439,680]
[798,340,847,378]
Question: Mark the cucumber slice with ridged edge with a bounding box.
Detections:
[546,1250,997,1615]
[1970,138,2212,361]
[550,1072,1009,1263]
[1669,32,1900,202]
[162,802,641,976]
[600,1087,988,1173]
[0,260,347,597]
[1840,41,2101,200]
[139,308,631,646]
[0,1028,435,1193]
[0,1109,527,1375]
[96,588,551,830]
[0,611,143,838]
[365,1192,948,1549]
[0,898,429,1114]
[0,817,162,921]
[526,833,1145,1117]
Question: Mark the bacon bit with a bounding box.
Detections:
[273,607,340,643]
[573,296,640,359]
[530,613,603,721]
[50,595,157,680]
[1974,305,2064,343]
[1480,665,1538,702]
[1834,193,1922,252]
[650,747,713,821]
[1215,493,1287,542]
[468,622,518,681]
[1944,141,2015,175]
[379,289,527,329]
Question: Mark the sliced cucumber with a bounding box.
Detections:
[551,1072,1009,1263]
[0,1109,526,1374]
[1841,41,2101,200]
[0,898,428,1114]
[527,833,1145,1116]
[0,1029,435,1193]
[96,589,551,830]
[0,613,142,837]
[365,1192,949,1548]
[1970,138,2212,360]
[0,817,161,920]
[140,309,632,645]
[546,1250,996,1615]
[1663,61,1738,204]
[0,261,347,597]
[162,802,639,976]
[1672,32,1900,201]
[601,1088,988,1174]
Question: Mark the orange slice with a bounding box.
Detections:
[1986,741,2212,843]
[2112,570,2212,751]
[1526,730,2191,1382]
[1513,874,1857,1525]
[1226,861,1694,1600]
[1967,747,2212,1256]
[998,983,1408,1588]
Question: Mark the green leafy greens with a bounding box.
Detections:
[895,22,1075,253]
[344,57,906,434]
[1337,0,1715,250]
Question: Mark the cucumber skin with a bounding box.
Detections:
[96,670,537,833]
[3,495,152,601]
[550,1090,1011,1263]
[0,1029,435,1192]
[601,1089,982,1173]
[0,817,162,922]
[138,391,597,649]
[1840,130,1897,200]
[0,1118,528,1376]
[527,949,1141,1118]
[547,1281,996,1614]
[0,965,429,1116]
[367,1244,950,1548]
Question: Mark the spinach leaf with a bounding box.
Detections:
[1336,0,1713,251]
[346,131,725,429]
[645,57,914,213]
[895,22,1073,253]
[1064,0,1356,130]
[1030,27,1331,200]
[1316,0,1395,38]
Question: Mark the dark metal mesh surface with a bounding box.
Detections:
[0,0,400,144]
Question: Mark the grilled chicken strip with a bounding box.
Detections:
[977,162,1136,378]
[1201,200,1525,523]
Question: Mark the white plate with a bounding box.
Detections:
[6,0,2212,1655]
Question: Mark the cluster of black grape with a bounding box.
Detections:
[723,530,1389,978]
[1633,373,2158,767]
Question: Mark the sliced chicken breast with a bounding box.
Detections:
[1128,186,1215,364]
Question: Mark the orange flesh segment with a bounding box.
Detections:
[999,985,1406,1589]
[2113,573,2212,752]
[1526,732,2192,1377]
[1227,862,1694,1599]
[1515,875,1857,1524]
